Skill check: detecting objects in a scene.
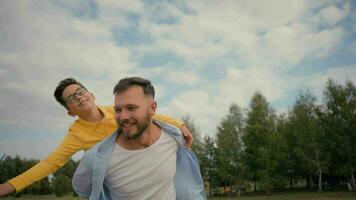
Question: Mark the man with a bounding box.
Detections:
[73,77,206,200]
[0,78,192,196]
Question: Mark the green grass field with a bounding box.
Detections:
[209,191,356,200]
[1,195,82,200]
[2,192,356,200]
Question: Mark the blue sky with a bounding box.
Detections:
[0,0,355,160]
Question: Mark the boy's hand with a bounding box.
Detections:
[181,125,193,148]
[0,182,15,197]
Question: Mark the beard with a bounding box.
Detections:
[118,112,151,140]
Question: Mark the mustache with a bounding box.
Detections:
[118,119,136,127]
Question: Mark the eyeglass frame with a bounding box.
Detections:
[65,87,88,105]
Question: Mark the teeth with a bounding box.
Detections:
[121,121,135,128]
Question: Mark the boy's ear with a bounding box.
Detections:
[67,110,76,117]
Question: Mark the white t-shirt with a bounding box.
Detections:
[105,130,178,200]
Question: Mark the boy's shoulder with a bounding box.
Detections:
[83,130,118,159]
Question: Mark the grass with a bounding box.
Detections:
[209,191,356,200]
[2,191,356,200]
[2,195,83,200]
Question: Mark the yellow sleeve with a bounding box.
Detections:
[8,132,82,192]
[152,114,184,128]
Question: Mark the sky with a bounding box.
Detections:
[0,0,355,160]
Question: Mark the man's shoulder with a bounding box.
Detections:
[155,120,181,135]
[154,120,184,145]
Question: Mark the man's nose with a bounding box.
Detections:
[119,109,130,120]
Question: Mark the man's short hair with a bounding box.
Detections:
[113,77,155,98]
[54,77,87,110]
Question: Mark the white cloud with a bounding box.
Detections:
[166,70,200,86]
[99,0,144,13]
[325,65,356,83]
[0,0,354,160]
[0,1,134,128]
[160,89,221,136]
[284,65,356,105]
[261,24,345,65]
[130,0,348,70]
[309,65,356,91]
[215,67,287,107]
[309,3,350,27]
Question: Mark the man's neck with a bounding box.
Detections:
[78,106,104,122]
[117,123,161,150]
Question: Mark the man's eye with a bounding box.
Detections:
[114,108,121,113]
[128,106,137,111]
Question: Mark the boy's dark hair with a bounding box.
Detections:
[113,77,155,98]
[54,77,87,110]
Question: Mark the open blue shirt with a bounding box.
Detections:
[72,120,207,200]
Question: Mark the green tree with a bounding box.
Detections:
[216,103,245,195]
[288,92,327,191]
[52,174,71,197]
[39,177,52,195]
[201,135,218,196]
[52,158,79,196]
[322,79,356,190]
[281,114,305,189]
[242,91,278,193]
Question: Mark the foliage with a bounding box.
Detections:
[0,157,77,196]
[216,104,245,194]
[52,175,72,197]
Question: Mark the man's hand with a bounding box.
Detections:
[181,125,193,148]
[0,182,15,197]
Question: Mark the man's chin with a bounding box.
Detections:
[123,131,142,140]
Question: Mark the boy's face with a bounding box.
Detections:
[114,86,156,140]
[62,84,96,116]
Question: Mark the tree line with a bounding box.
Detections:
[0,156,78,197]
[184,79,356,196]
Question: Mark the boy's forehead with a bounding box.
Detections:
[65,83,80,88]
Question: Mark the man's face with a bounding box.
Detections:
[114,86,156,140]
[62,84,96,116]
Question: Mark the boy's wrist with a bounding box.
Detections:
[0,182,16,196]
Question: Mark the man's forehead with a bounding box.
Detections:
[115,88,153,104]
[115,86,147,98]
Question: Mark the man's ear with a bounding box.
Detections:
[67,110,76,117]
[150,101,157,115]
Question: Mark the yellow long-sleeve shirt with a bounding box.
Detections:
[8,106,183,192]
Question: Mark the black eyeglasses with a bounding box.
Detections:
[66,87,87,105]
